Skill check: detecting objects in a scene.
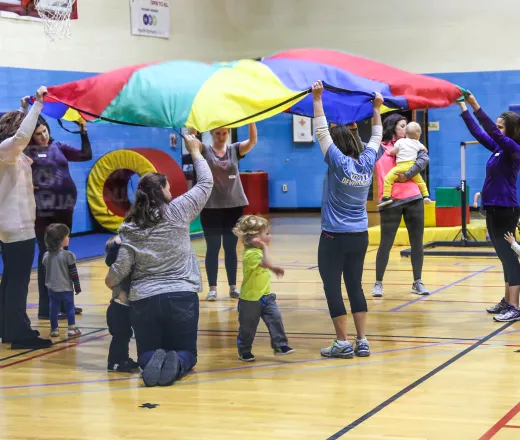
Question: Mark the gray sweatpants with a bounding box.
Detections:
[237,293,288,354]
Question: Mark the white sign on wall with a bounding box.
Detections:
[130,0,170,39]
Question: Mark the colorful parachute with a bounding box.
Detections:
[36,49,463,131]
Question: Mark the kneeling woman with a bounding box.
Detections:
[106,134,213,387]
[312,81,383,358]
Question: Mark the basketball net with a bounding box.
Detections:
[33,0,76,42]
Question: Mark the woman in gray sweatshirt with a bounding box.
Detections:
[106,134,213,387]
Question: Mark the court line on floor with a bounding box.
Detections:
[390,265,495,312]
[326,321,515,439]
[0,329,105,363]
[479,401,520,440]
[2,331,512,393]
[0,341,505,401]
[0,332,110,369]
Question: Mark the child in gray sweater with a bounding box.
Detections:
[42,223,81,338]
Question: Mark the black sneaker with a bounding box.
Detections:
[487,298,509,314]
[158,351,180,387]
[238,352,255,362]
[108,358,140,373]
[142,349,167,387]
[11,337,52,349]
[274,346,295,356]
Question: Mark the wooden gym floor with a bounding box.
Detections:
[1,214,519,439]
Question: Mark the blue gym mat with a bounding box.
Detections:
[0,233,115,275]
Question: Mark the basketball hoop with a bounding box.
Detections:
[33,0,76,42]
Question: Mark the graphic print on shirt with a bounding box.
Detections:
[341,172,371,187]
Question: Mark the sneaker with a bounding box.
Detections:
[75,307,83,315]
[67,327,81,337]
[238,352,256,362]
[411,280,430,295]
[10,337,52,349]
[372,281,384,297]
[206,290,217,301]
[355,338,370,357]
[108,358,140,373]
[424,197,432,204]
[158,350,180,386]
[142,349,167,387]
[320,340,354,359]
[493,305,520,322]
[229,288,240,299]
[487,298,509,314]
[274,346,295,356]
[378,197,394,208]
[50,329,59,337]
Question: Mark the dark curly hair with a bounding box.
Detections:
[44,223,70,252]
[124,173,168,229]
[382,113,408,143]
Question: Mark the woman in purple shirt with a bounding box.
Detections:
[458,94,520,322]
[22,105,92,320]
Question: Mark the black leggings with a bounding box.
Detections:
[200,207,244,287]
[486,206,520,286]
[318,230,369,318]
[376,199,424,281]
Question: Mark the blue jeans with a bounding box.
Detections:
[130,291,199,381]
[49,290,75,330]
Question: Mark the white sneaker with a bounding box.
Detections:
[206,290,217,301]
[372,281,384,297]
[320,340,354,358]
[229,288,240,299]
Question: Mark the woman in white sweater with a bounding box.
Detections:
[0,86,52,349]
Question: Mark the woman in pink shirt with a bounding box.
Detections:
[354,114,430,297]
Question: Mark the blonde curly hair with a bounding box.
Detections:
[233,215,269,247]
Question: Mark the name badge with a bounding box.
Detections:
[229,175,236,179]
[38,153,47,158]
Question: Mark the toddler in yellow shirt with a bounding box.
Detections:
[233,215,294,362]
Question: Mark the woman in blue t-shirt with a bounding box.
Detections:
[312,80,383,359]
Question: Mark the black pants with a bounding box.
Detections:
[376,199,424,281]
[0,238,39,342]
[106,301,133,365]
[130,291,198,379]
[318,230,369,318]
[200,207,244,286]
[486,206,520,286]
[36,211,73,317]
[237,294,288,354]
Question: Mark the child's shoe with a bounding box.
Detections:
[67,327,81,337]
[50,329,59,337]
[238,352,255,362]
[108,358,140,373]
[274,346,295,356]
[378,197,393,208]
